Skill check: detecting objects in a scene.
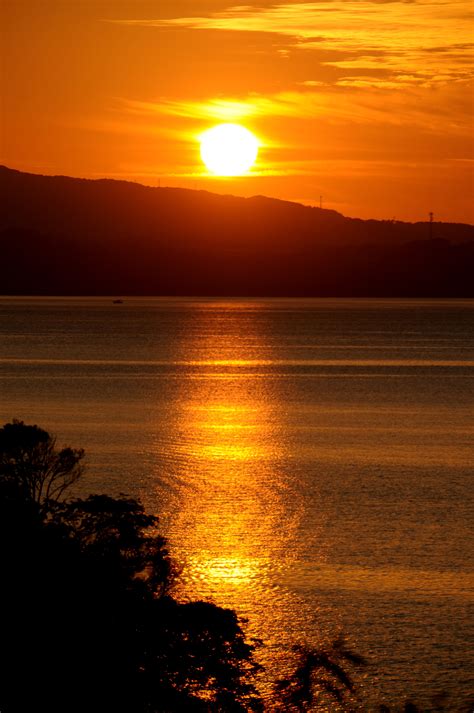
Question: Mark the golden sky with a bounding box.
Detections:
[1,0,473,221]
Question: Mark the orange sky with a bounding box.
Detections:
[1,0,473,222]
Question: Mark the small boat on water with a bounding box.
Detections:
[112,299,124,304]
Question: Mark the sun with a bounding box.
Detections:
[199,123,259,176]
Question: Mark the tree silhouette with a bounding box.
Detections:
[0,421,262,712]
[0,419,84,506]
[274,638,367,711]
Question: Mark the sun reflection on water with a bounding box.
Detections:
[188,555,264,587]
[148,304,325,686]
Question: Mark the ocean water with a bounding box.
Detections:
[1,297,473,710]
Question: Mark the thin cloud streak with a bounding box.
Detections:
[120,84,473,136]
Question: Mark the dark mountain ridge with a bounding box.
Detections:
[1,165,473,296]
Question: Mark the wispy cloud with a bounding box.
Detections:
[110,0,473,87]
[121,94,328,122]
[119,82,473,136]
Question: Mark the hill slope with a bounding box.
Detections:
[1,166,473,296]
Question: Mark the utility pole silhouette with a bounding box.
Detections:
[429,211,434,240]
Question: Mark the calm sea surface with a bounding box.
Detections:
[1,297,473,709]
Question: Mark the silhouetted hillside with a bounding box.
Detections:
[1,165,473,296]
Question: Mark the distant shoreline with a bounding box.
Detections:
[2,166,473,297]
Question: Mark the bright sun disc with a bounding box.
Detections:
[200,123,259,176]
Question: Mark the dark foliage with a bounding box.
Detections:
[0,419,84,505]
[0,421,262,712]
[274,638,367,711]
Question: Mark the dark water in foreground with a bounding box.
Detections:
[1,297,473,709]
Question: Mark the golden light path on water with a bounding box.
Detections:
[143,302,342,695]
